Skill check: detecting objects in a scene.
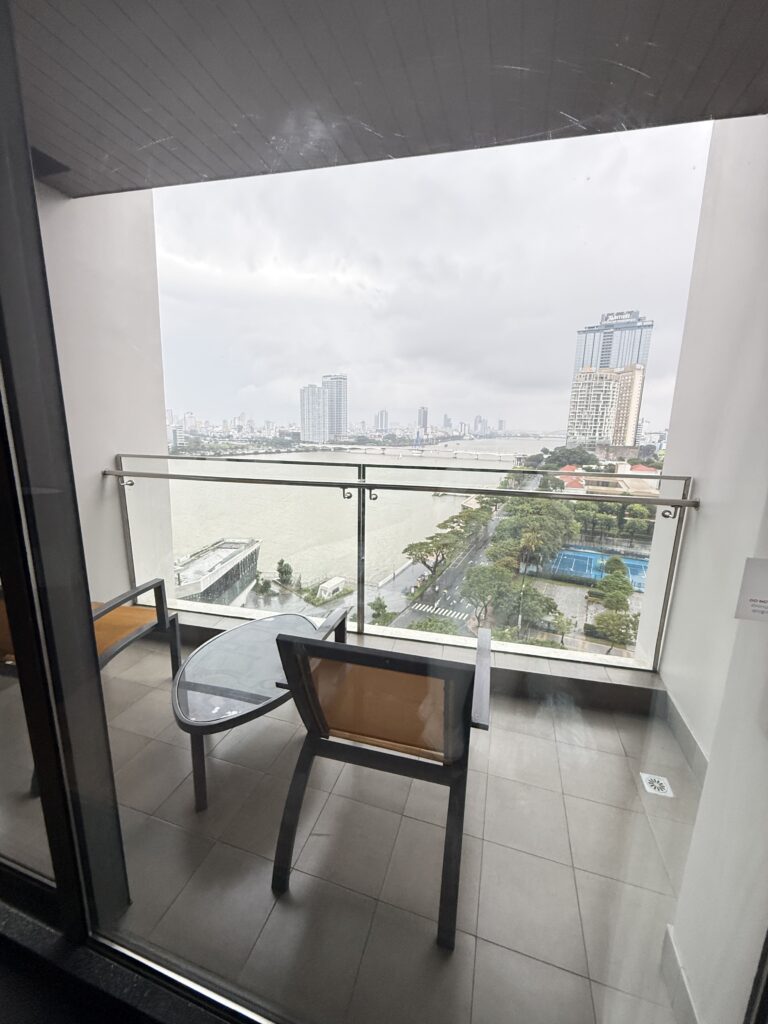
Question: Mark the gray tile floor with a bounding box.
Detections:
[0,640,698,1024]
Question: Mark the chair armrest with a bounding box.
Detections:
[91,577,170,630]
[316,604,349,642]
[471,628,491,730]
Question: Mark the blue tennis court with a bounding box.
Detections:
[547,548,648,591]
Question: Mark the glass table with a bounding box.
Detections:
[172,610,347,810]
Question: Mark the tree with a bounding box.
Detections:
[552,612,575,646]
[403,533,460,576]
[369,596,395,626]
[461,564,509,623]
[497,579,560,638]
[408,617,459,635]
[486,537,522,572]
[257,577,272,596]
[592,610,639,653]
[604,555,628,576]
[538,475,565,492]
[276,558,293,585]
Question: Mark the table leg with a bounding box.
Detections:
[191,733,207,811]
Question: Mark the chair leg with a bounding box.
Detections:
[191,733,208,811]
[272,735,316,895]
[169,614,182,677]
[437,773,468,950]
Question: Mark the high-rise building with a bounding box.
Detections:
[498,419,506,432]
[566,365,645,446]
[442,414,452,429]
[300,384,328,443]
[322,374,348,440]
[374,409,388,432]
[574,310,653,373]
[417,406,428,431]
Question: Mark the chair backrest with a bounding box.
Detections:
[276,636,475,764]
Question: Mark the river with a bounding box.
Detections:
[155,436,562,591]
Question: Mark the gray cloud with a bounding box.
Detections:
[154,120,711,431]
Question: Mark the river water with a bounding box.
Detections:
[134,436,561,592]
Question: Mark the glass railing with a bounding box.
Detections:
[106,454,697,671]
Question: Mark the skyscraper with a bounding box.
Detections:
[566,365,645,446]
[567,311,652,448]
[417,406,428,432]
[374,409,388,432]
[300,384,328,443]
[573,310,653,374]
[322,374,348,440]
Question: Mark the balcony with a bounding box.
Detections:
[0,624,700,1023]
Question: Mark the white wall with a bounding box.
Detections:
[36,184,173,601]
[661,114,768,758]
[662,115,768,1021]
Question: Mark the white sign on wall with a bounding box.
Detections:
[735,558,768,622]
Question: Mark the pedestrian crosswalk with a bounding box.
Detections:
[411,602,469,621]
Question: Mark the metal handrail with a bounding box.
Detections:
[103,468,697,511]
[106,457,697,671]
[115,450,690,482]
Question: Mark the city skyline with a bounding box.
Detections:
[155,120,711,435]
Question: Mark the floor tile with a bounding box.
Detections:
[116,808,214,938]
[155,720,230,753]
[115,740,191,814]
[554,704,624,755]
[0,758,52,877]
[647,817,693,893]
[154,757,262,838]
[0,702,34,770]
[213,717,297,772]
[295,794,400,897]
[404,770,486,838]
[592,983,676,1023]
[266,698,303,726]
[114,650,175,687]
[238,871,375,1024]
[332,763,412,813]
[613,714,689,768]
[469,727,490,772]
[473,940,595,1024]
[220,773,328,863]
[559,743,642,811]
[477,842,587,975]
[150,843,275,979]
[490,693,555,739]
[576,869,675,1005]
[109,688,176,739]
[565,797,673,894]
[484,775,571,864]
[629,758,701,824]
[108,726,150,771]
[380,817,481,933]
[348,903,475,1024]
[102,675,154,721]
[488,730,561,791]
[266,729,343,792]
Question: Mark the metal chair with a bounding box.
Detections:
[1,577,180,795]
[273,628,491,950]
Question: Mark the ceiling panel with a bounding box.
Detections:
[12,0,768,197]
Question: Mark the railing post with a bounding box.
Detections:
[356,464,366,633]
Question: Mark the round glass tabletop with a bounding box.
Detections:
[173,613,319,727]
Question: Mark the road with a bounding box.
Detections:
[392,474,541,635]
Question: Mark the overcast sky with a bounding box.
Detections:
[154,120,712,433]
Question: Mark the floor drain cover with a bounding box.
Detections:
[640,772,674,797]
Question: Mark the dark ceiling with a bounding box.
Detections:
[12,0,768,198]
